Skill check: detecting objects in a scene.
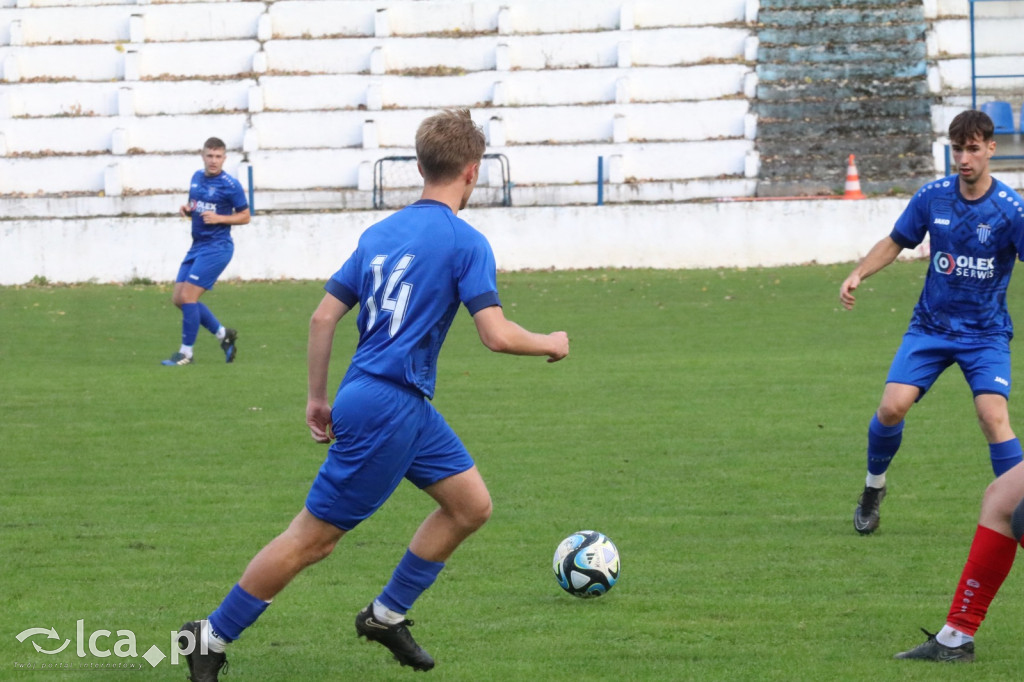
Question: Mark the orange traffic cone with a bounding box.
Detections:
[843,154,866,199]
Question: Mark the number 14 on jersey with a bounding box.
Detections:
[366,254,414,336]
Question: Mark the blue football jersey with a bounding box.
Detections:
[187,170,248,243]
[891,175,1024,339]
[324,199,501,398]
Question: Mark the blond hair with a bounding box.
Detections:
[415,109,486,184]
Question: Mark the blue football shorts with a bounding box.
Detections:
[886,329,1012,400]
[175,241,233,290]
[305,368,475,531]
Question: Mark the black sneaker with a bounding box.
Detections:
[355,603,435,671]
[221,329,238,363]
[854,485,886,535]
[177,621,229,681]
[894,628,975,662]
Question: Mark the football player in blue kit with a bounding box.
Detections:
[175,110,569,680]
[161,137,250,367]
[840,109,1024,536]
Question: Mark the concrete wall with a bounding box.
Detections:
[0,198,922,286]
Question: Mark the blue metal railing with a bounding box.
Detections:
[969,0,1024,109]
[969,0,1024,163]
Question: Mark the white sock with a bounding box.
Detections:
[202,620,228,654]
[215,326,226,340]
[178,345,194,358]
[865,473,886,489]
[372,599,405,625]
[936,624,972,648]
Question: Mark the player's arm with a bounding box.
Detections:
[201,207,251,226]
[839,236,903,310]
[472,305,569,363]
[306,293,351,443]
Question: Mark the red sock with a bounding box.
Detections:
[946,525,1017,636]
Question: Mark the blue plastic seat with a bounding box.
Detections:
[980,100,1015,134]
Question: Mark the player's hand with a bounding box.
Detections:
[179,205,191,218]
[547,331,569,363]
[306,399,334,444]
[839,274,860,310]
[200,211,220,224]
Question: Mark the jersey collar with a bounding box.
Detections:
[411,199,451,210]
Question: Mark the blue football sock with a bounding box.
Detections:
[867,414,903,476]
[989,438,1022,477]
[181,303,201,347]
[378,549,444,614]
[197,302,221,335]
[208,584,270,643]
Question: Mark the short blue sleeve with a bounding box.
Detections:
[324,250,361,308]
[454,231,500,313]
[228,178,249,213]
[891,186,931,248]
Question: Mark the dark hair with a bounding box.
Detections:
[949,110,994,145]
[203,137,227,151]
[415,109,486,183]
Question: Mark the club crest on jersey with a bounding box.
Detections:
[977,223,991,244]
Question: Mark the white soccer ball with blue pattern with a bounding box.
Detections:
[553,530,620,598]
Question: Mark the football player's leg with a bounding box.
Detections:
[338,382,440,669]
[209,511,346,644]
[368,412,485,609]
[976,394,1021,476]
[856,333,947,534]
[162,277,204,365]
[197,302,221,335]
[872,331,947,482]
[368,467,491,633]
[178,510,344,679]
[963,340,1022,476]
[412,466,492,562]
[869,382,919,477]
[895,466,1024,661]
[187,247,234,358]
[236,508,346,602]
[356,468,488,672]
[177,282,205,350]
[940,466,1024,645]
[404,405,491,564]
[374,467,492,621]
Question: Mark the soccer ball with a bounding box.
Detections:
[552,530,620,598]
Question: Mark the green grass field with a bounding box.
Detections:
[4,263,1024,681]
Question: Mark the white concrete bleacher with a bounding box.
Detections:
[258,62,749,113]
[927,0,1024,148]
[928,0,1024,95]
[0,79,251,118]
[265,0,750,39]
[0,0,758,213]
[255,0,758,206]
[0,0,262,203]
